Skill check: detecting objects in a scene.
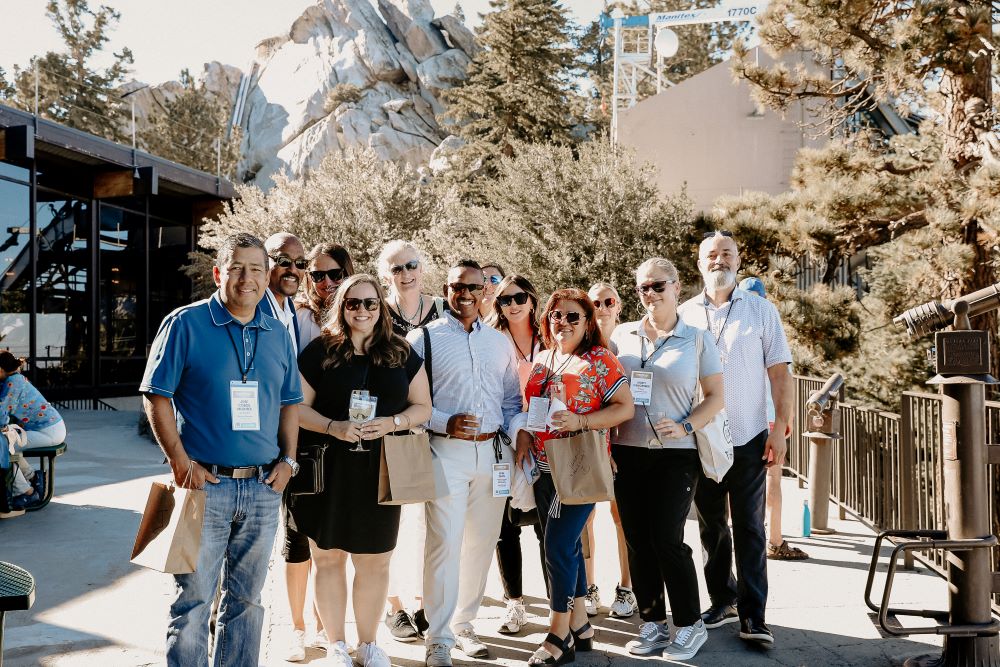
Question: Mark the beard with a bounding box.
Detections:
[702,267,735,291]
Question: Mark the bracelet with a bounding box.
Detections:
[403,413,411,428]
[325,418,334,434]
[582,414,589,430]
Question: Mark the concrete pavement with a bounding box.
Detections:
[0,410,950,666]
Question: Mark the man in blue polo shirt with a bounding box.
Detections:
[141,232,303,667]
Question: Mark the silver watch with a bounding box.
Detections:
[279,455,300,476]
[393,415,403,427]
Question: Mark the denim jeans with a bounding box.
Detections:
[533,473,593,613]
[695,429,768,623]
[165,473,282,667]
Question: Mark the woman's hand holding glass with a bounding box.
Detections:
[654,416,685,439]
[360,416,395,440]
[327,419,363,443]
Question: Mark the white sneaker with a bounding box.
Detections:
[608,585,638,618]
[308,628,329,650]
[356,641,391,667]
[584,584,601,616]
[664,620,708,660]
[498,598,526,634]
[327,640,354,667]
[284,628,306,662]
[455,628,488,658]
[425,642,453,667]
[626,621,672,655]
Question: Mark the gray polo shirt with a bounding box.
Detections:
[678,287,793,447]
[610,317,722,450]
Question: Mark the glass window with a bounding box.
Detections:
[0,163,29,183]
[0,179,31,358]
[98,204,145,387]
[34,190,92,390]
[149,217,192,334]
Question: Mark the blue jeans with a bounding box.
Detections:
[533,473,593,613]
[165,473,281,667]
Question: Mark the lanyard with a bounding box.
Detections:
[541,350,574,395]
[226,324,259,383]
[511,332,536,363]
[704,298,735,345]
[639,332,671,369]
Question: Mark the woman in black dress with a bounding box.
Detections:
[292,273,432,667]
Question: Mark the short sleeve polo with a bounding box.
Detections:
[140,291,303,467]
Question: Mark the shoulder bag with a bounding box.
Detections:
[693,330,734,483]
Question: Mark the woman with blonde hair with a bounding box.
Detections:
[376,240,445,335]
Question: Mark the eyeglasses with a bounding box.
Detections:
[497,292,530,307]
[636,280,676,295]
[701,230,734,239]
[593,297,616,309]
[308,268,347,283]
[548,310,585,325]
[390,259,420,274]
[270,255,308,270]
[344,297,380,312]
[448,282,484,294]
[487,275,503,285]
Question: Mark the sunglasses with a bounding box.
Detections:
[548,310,585,325]
[636,280,676,295]
[448,282,484,294]
[270,255,309,270]
[593,297,616,309]
[702,230,734,239]
[344,297,380,312]
[308,268,347,283]
[390,259,420,274]
[487,275,503,285]
[497,292,530,307]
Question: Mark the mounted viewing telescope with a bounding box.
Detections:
[893,282,1000,338]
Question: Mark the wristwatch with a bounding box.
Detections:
[279,455,300,477]
[681,419,694,435]
[393,415,402,428]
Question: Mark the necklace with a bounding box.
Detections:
[395,294,424,324]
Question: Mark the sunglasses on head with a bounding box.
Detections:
[548,310,585,325]
[497,292,530,307]
[593,297,616,309]
[488,274,503,285]
[448,282,484,294]
[636,280,676,295]
[390,259,419,274]
[344,297,380,312]
[702,230,734,239]
[308,268,347,283]
[270,255,308,270]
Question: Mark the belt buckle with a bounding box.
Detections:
[232,466,258,480]
[647,437,664,450]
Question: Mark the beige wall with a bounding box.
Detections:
[618,50,825,212]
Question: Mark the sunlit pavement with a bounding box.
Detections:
[0,410,948,666]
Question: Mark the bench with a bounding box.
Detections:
[19,443,67,512]
[0,561,34,667]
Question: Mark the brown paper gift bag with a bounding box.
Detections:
[545,430,615,505]
[378,432,442,505]
[130,479,206,574]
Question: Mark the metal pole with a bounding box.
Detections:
[131,99,136,148]
[611,14,623,145]
[216,135,221,178]
[33,61,39,116]
[808,436,835,533]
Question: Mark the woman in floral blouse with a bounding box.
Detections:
[515,288,633,665]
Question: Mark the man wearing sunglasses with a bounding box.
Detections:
[405,260,521,667]
[261,232,307,355]
[677,232,793,648]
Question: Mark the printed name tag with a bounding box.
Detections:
[230,380,261,431]
[631,371,653,405]
[349,395,378,423]
[493,463,512,497]
[526,396,550,432]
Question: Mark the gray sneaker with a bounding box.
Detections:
[626,621,672,655]
[425,642,453,667]
[664,620,708,660]
[608,585,638,618]
[584,584,601,616]
[455,628,488,658]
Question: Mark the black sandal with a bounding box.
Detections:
[527,632,575,665]
[571,622,593,652]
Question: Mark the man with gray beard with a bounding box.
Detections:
[677,232,793,647]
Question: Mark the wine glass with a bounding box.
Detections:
[349,389,374,453]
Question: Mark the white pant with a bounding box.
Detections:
[388,503,426,603]
[423,435,510,648]
[10,421,66,495]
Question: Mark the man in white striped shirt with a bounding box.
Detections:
[406,259,522,667]
[678,232,793,648]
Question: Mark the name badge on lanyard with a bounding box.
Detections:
[231,381,261,431]
[631,371,653,405]
[492,462,512,497]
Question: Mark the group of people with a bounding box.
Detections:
[138,228,796,667]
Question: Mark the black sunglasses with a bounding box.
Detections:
[636,280,676,295]
[497,292,530,307]
[308,268,347,283]
[448,282,484,294]
[548,310,585,325]
[344,297,380,312]
[593,297,616,309]
[702,230,734,239]
[390,259,420,274]
[270,255,308,270]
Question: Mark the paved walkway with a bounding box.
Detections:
[0,410,950,666]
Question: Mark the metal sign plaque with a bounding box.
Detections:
[935,330,990,375]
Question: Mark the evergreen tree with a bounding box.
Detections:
[441,0,579,159]
[138,70,240,177]
[575,7,613,134]
[0,0,133,142]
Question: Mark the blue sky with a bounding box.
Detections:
[1,0,608,84]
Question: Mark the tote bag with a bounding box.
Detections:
[378,431,443,505]
[693,331,734,483]
[130,471,205,574]
[545,429,614,505]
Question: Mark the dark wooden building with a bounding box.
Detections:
[0,104,235,405]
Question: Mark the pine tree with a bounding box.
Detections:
[441,0,579,159]
[575,7,613,134]
[0,0,133,142]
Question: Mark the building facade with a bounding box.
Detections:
[0,104,235,404]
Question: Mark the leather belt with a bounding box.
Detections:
[195,460,273,479]
[430,430,498,442]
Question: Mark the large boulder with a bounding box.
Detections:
[433,15,481,58]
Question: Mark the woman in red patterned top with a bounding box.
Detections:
[515,288,633,665]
